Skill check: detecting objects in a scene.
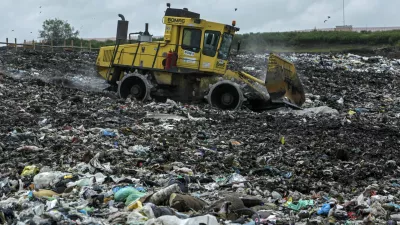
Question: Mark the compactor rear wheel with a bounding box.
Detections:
[206,80,245,110]
[118,72,152,101]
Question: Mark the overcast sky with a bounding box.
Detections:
[1,0,400,42]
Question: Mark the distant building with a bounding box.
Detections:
[334,25,353,31]
[294,26,400,33]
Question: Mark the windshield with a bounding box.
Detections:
[217,33,233,60]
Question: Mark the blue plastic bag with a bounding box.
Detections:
[317,203,331,215]
[102,130,116,137]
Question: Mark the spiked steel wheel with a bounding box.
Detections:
[206,80,245,110]
[118,72,152,101]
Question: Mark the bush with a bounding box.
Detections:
[232,30,400,49]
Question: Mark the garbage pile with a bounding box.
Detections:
[0,49,108,91]
[0,49,399,224]
[229,52,400,75]
[290,53,400,74]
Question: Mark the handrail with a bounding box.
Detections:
[111,42,212,72]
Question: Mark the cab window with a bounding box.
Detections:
[182,28,201,53]
[217,33,233,60]
[202,31,220,57]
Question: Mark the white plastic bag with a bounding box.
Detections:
[144,215,219,225]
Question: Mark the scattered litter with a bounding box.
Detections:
[0,50,399,224]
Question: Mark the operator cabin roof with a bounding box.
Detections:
[164,7,240,31]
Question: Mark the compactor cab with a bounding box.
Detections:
[96,4,305,111]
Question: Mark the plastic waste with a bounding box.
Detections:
[144,214,219,225]
[287,199,314,211]
[128,145,150,157]
[125,190,146,206]
[32,204,45,216]
[21,165,40,176]
[173,167,194,175]
[102,129,116,137]
[127,200,143,211]
[33,171,66,189]
[391,214,400,221]
[243,221,256,225]
[16,145,41,151]
[149,184,181,205]
[317,203,331,215]
[94,173,106,184]
[114,187,146,205]
[370,201,387,218]
[74,177,95,187]
[32,189,60,198]
[142,202,176,219]
[280,136,285,144]
[46,199,58,211]
[348,110,356,115]
[333,209,348,220]
[271,191,282,201]
[227,173,246,186]
[204,183,219,191]
[126,210,148,224]
[114,187,137,202]
[389,203,400,209]
[88,153,113,173]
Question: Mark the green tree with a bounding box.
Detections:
[39,18,79,45]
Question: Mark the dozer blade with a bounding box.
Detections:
[222,53,305,111]
[265,53,305,107]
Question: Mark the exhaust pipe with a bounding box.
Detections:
[143,23,150,36]
[116,14,129,43]
[118,14,125,21]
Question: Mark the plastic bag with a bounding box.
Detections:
[287,200,314,211]
[127,200,143,211]
[21,165,40,177]
[33,171,66,189]
[126,191,146,206]
[227,173,246,184]
[149,184,181,205]
[144,215,219,225]
[114,187,146,204]
[102,130,116,137]
[317,203,331,215]
[126,210,148,224]
[88,153,113,174]
[130,145,150,157]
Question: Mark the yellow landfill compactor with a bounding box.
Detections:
[96,5,305,111]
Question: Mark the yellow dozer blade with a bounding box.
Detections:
[265,53,305,106]
[221,53,305,110]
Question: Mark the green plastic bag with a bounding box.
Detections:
[114,187,146,204]
[125,191,146,206]
[287,200,314,211]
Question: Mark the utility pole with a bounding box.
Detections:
[343,0,345,26]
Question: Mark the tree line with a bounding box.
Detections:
[232,30,400,51]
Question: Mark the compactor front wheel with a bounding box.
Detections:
[118,73,152,101]
[206,80,245,110]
